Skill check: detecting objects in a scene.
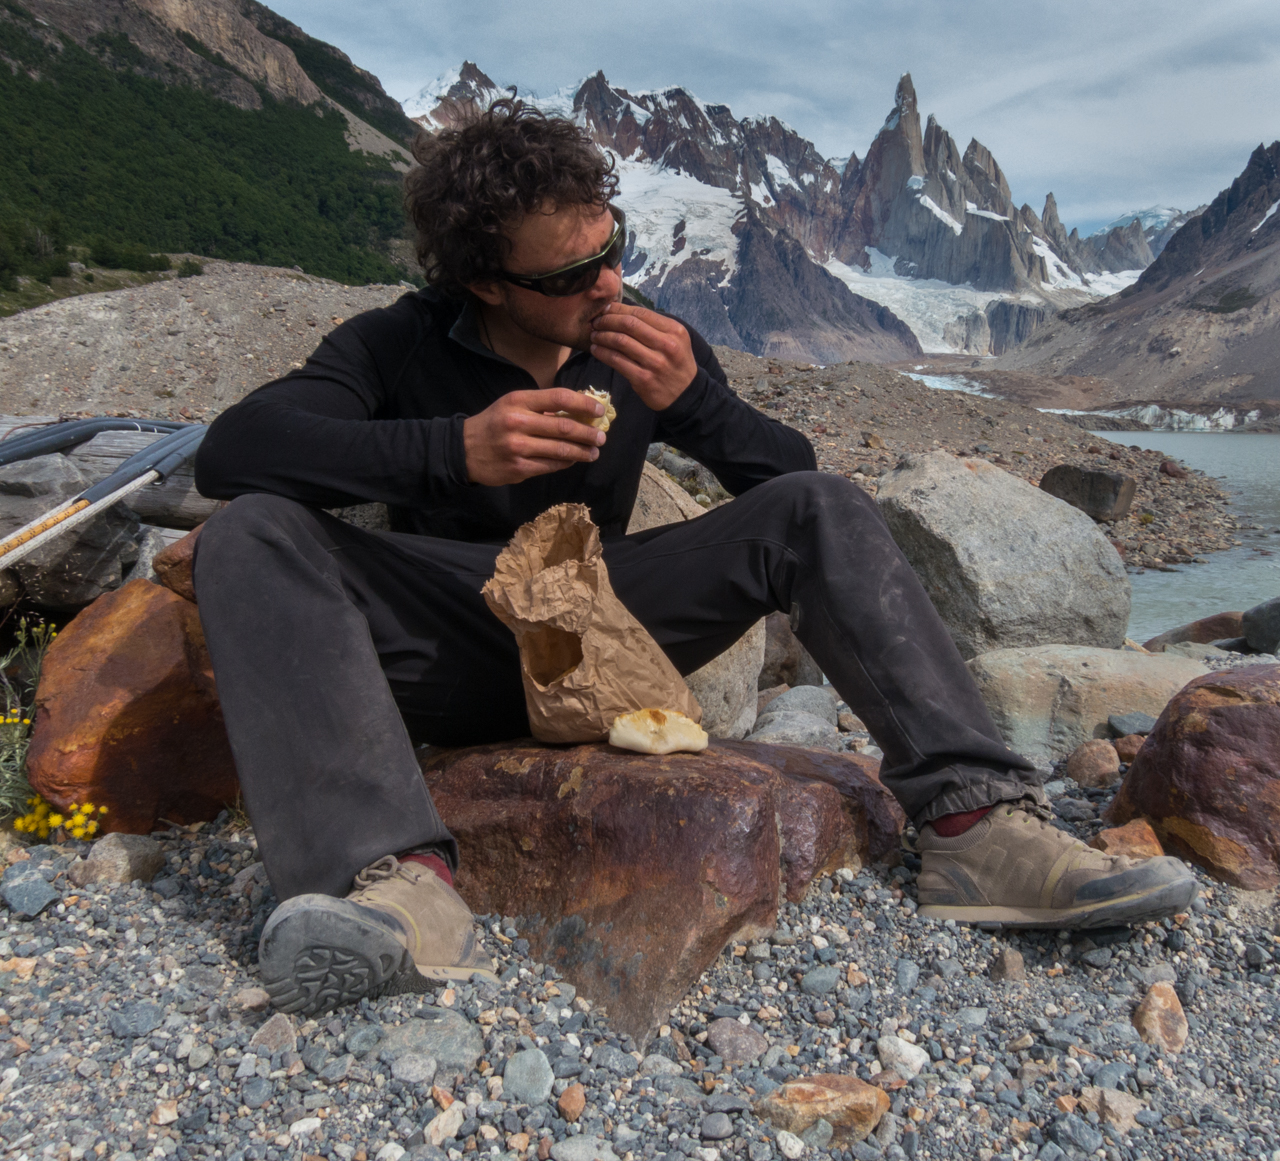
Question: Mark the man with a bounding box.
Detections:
[193,100,1195,1017]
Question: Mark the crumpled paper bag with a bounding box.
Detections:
[482,503,702,744]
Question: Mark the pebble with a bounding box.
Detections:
[504,1047,555,1104]
[706,1016,768,1063]
[877,1035,930,1078]
[701,1111,734,1140]
[799,965,840,995]
[549,1136,619,1161]
[776,1129,805,1159]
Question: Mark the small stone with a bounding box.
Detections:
[0,866,59,918]
[549,1137,619,1161]
[505,1048,555,1105]
[375,1145,406,1161]
[187,1042,214,1069]
[390,1053,437,1086]
[989,947,1026,982]
[1064,739,1121,788]
[242,1077,273,1109]
[1050,1114,1103,1154]
[1089,819,1163,860]
[895,959,919,993]
[799,966,840,995]
[151,1100,179,1126]
[755,1075,889,1145]
[746,943,772,963]
[1081,948,1112,969]
[232,986,271,1012]
[68,833,165,887]
[639,1053,681,1076]
[1109,711,1157,737]
[346,1025,382,1056]
[558,1081,586,1123]
[426,1102,465,1148]
[109,1002,164,1039]
[1113,734,1145,762]
[956,1007,987,1027]
[289,1116,322,1138]
[320,1053,353,1083]
[249,1012,297,1055]
[376,1010,482,1081]
[591,1045,638,1076]
[776,1130,805,1160]
[1132,982,1188,1053]
[76,1059,101,1078]
[706,1017,768,1064]
[876,1036,929,1078]
[702,1113,734,1140]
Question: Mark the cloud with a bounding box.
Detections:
[269,0,1280,234]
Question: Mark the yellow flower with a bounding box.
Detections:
[82,803,94,813]
[98,806,108,815]
[12,819,25,833]
[86,821,99,835]
[48,813,63,827]
[71,826,86,838]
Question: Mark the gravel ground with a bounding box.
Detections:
[1,753,1276,1161]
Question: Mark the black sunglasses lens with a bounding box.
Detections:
[542,263,600,297]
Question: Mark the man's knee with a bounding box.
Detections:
[755,470,882,527]
[196,493,325,579]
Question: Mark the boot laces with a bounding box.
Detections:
[352,855,413,892]
[1004,801,1124,866]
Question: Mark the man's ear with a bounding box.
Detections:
[467,280,505,307]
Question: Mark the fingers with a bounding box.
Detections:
[518,387,606,420]
[593,302,682,333]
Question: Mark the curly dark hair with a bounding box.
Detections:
[404,99,620,298]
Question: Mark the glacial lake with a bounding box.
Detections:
[1093,431,1280,644]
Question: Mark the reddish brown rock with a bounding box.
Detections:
[27,579,238,832]
[557,1083,585,1124]
[1090,819,1164,860]
[755,1074,890,1144]
[1142,611,1243,653]
[1131,982,1188,1053]
[152,525,202,603]
[420,740,901,1043]
[1065,738,1121,788]
[1159,459,1188,479]
[1113,733,1146,763]
[1106,665,1280,888]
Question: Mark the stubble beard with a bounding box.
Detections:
[502,292,615,353]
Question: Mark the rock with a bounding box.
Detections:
[966,645,1208,765]
[420,740,900,1043]
[592,1045,639,1077]
[1109,711,1158,736]
[775,1130,805,1160]
[549,1137,618,1161]
[800,965,841,996]
[1243,596,1280,653]
[1037,464,1136,522]
[425,1102,466,1148]
[152,525,201,603]
[68,833,165,887]
[706,1018,768,1064]
[558,1082,586,1123]
[390,1054,437,1086]
[1064,739,1121,788]
[701,1112,734,1140]
[759,612,824,690]
[1131,982,1188,1053]
[876,452,1130,659]
[0,864,59,918]
[1142,611,1244,653]
[876,1036,929,1078]
[756,1074,889,1145]
[639,1053,681,1076]
[1159,459,1188,479]
[894,959,919,993]
[241,1077,273,1110]
[376,1011,483,1082]
[684,619,767,739]
[232,986,271,1012]
[1050,1115,1103,1154]
[746,711,841,751]
[1077,1087,1144,1134]
[26,579,239,833]
[757,684,790,716]
[375,1146,405,1161]
[1089,819,1163,860]
[1106,665,1280,887]
[1113,734,1145,762]
[249,1013,296,1055]
[799,1119,833,1149]
[759,685,840,726]
[504,1049,554,1105]
[108,1002,164,1039]
[626,461,706,533]
[988,947,1025,982]
[0,453,143,610]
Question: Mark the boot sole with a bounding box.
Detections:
[917,875,1198,930]
[259,895,495,1016]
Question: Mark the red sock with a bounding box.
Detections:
[930,805,994,837]
[399,852,454,887]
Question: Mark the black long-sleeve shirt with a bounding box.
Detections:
[194,289,816,542]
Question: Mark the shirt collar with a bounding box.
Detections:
[447,298,594,375]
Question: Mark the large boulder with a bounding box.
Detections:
[1037,464,1136,522]
[758,611,824,689]
[966,645,1208,766]
[626,461,706,533]
[0,453,142,609]
[682,620,767,738]
[1243,597,1280,654]
[876,452,1130,659]
[1106,665,1280,888]
[27,579,239,832]
[1143,611,1245,653]
[420,740,902,1044]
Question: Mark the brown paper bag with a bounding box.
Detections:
[482,503,702,744]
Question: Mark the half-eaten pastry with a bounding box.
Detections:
[557,387,616,432]
[608,707,708,755]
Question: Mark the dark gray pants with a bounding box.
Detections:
[193,473,1035,900]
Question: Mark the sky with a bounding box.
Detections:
[269,0,1280,235]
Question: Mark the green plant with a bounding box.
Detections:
[88,237,171,273]
[0,617,56,822]
[177,258,204,278]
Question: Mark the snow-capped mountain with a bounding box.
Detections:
[402,65,1173,360]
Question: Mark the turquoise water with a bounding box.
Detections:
[1095,432,1280,644]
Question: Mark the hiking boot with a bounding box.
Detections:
[916,801,1197,929]
[259,855,497,1015]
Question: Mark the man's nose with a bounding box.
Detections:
[587,261,623,300]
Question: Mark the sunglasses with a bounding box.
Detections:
[499,207,626,297]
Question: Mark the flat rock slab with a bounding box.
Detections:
[375,1010,483,1083]
[1107,664,1280,888]
[420,740,901,1044]
[27,579,239,833]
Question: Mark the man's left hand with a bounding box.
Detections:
[589,302,697,411]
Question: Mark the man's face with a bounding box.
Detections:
[471,203,622,350]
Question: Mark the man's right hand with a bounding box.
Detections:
[462,389,607,486]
